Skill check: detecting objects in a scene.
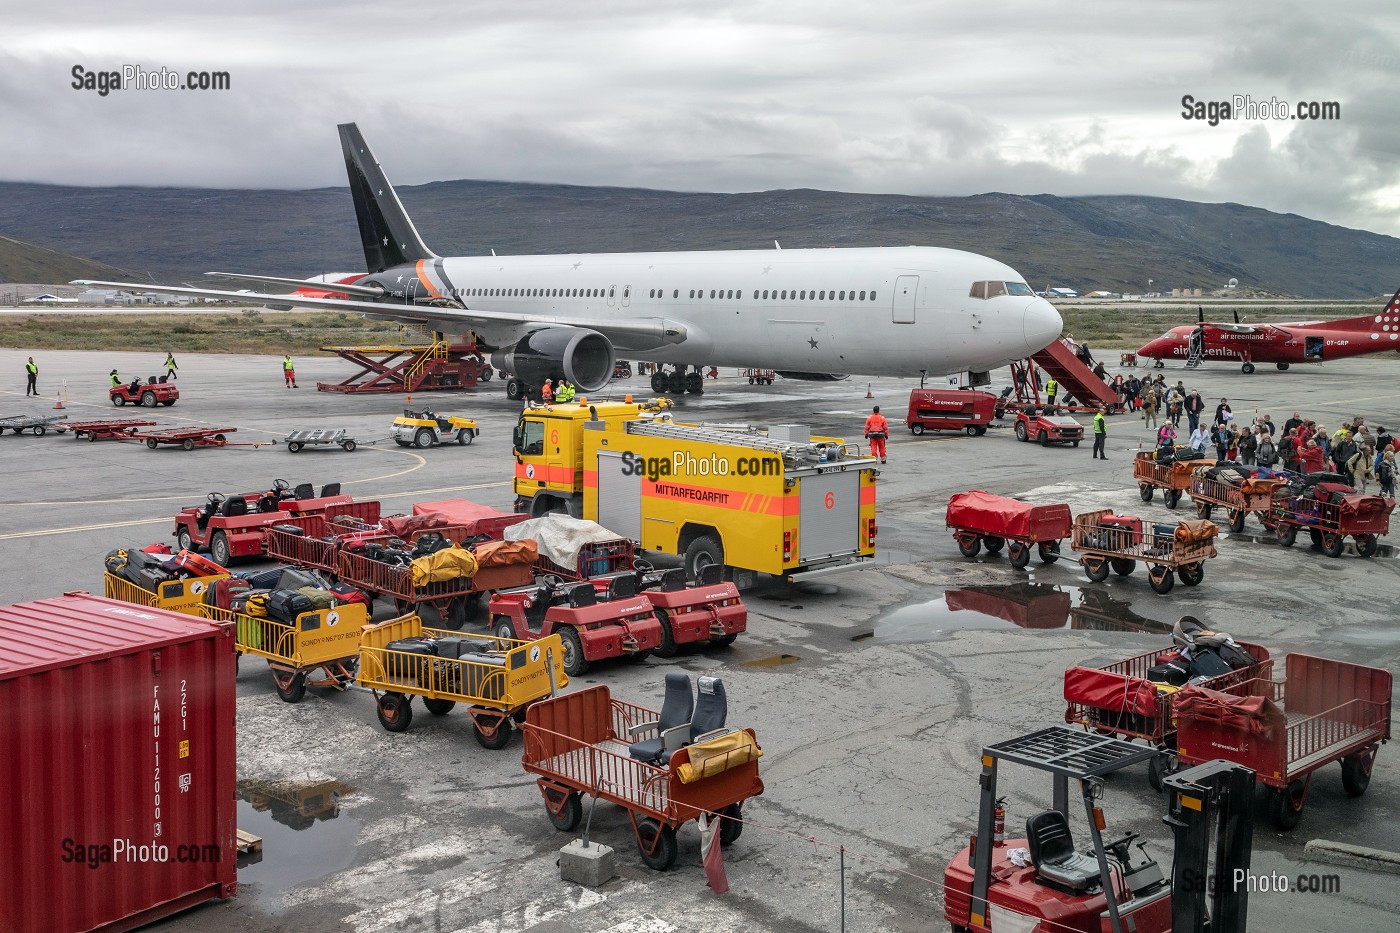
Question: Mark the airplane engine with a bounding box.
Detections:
[491,327,615,392]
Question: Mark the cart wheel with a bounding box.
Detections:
[273,672,307,704]
[1037,542,1060,564]
[983,536,1004,554]
[1341,746,1376,796]
[113,395,125,406]
[417,596,468,631]
[1226,509,1246,533]
[423,697,456,716]
[457,430,472,445]
[1308,528,1322,547]
[480,366,493,382]
[1147,566,1175,594]
[1268,779,1307,830]
[956,536,982,558]
[1355,534,1378,558]
[87,431,97,442]
[1147,750,1175,793]
[1110,557,1136,576]
[493,617,517,641]
[176,527,193,551]
[965,425,981,437]
[376,692,413,732]
[719,802,744,845]
[1196,501,1212,520]
[139,391,157,408]
[1008,541,1032,570]
[288,442,302,453]
[161,399,176,406]
[1165,488,1182,509]
[558,626,589,676]
[1015,422,1027,442]
[1071,439,1079,448]
[911,424,924,436]
[342,440,357,452]
[146,438,158,449]
[33,425,46,436]
[1038,430,1048,447]
[210,531,231,567]
[1139,483,1154,502]
[635,817,678,871]
[547,791,583,831]
[473,714,513,750]
[1320,532,1345,558]
[1177,563,1205,586]
[654,608,679,658]
[414,428,434,449]
[181,438,196,451]
[1083,558,1110,583]
[1277,524,1297,547]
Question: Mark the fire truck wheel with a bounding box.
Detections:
[176,527,194,551]
[210,531,231,567]
[1320,532,1346,558]
[548,791,583,831]
[273,672,306,704]
[1009,542,1031,569]
[376,692,413,732]
[558,627,589,676]
[423,698,455,716]
[654,609,679,658]
[719,803,744,845]
[683,535,723,580]
[635,818,678,871]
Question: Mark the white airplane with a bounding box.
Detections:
[77,123,1063,397]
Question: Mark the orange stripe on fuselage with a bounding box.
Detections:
[415,260,442,300]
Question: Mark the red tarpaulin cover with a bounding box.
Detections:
[1339,494,1395,531]
[1063,666,1161,717]
[946,490,1072,540]
[1174,685,1284,738]
[380,511,454,538]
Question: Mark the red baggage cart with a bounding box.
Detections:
[945,490,1072,568]
[1266,490,1394,557]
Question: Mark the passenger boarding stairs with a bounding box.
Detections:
[1012,339,1119,411]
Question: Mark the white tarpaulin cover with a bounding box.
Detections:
[503,515,620,568]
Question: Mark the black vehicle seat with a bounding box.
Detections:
[628,672,695,762]
[221,497,249,518]
[606,574,638,600]
[292,483,315,501]
[148,376,158,384]
[565,582,597,609]
[1026,810,1100,891]
[695,563,724,587]
[658,568,687,592]
[436,418,452,432]
[321,482,342,498]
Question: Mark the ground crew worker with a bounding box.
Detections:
[864,405,889,464]
[555,381,576,403]
[24,357,38,396]
[282,355,298,388]
[1045,378,1058,406]
[110,369,121,388]
[164,351,178,381]
[541,378,554,404]
[1092,405,1108,460]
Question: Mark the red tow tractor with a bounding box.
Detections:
[489,573,662,676]
[173,479,377,565]
[110,376,179,408]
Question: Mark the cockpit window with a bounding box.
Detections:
[1161,331,1176,340]
[971,280,1033,299]
[1005,282,1034,297]
[985,281,1008,298]
[968,282,986,299]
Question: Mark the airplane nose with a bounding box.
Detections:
[1023,298,1063,354]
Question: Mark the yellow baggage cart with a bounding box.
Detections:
[203,601,370,703]
[103,570,229,616]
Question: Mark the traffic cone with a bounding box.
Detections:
[53,393,64,410]
[405,394,412,403]
[865,383,874,399]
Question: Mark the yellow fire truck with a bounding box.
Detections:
[511,399,879,584]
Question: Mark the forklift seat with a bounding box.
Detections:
[1025,810,1100,891]
[628,672,694,762]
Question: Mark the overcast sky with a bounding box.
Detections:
[3,1,1398,235]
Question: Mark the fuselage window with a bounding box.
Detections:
[799,290,806,300]
[870,291,877,301]
[710,289,716,299]
[689,289,695,299]
[781,290,788,299]
[859,291,866,300]
[672,289,678,298]
[724,290,730,299]
[819,290,826,300]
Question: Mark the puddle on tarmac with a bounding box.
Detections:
[742,653,801,667]
[1227,532,1396,558]
[863,583,1173,643]
[236,778,359,910]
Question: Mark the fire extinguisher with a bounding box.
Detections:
[993,797,1007,847]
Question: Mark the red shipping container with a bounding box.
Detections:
[0,593,237,933]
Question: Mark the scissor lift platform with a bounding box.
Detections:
[316,341,493,394]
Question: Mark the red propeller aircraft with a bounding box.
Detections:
[1137,287,1400,373]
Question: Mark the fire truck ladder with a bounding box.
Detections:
[316,326,491,394]
[625,420,866,464]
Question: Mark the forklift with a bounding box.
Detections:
[943,726,1255,933]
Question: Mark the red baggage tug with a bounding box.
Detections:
[0,593,236,933]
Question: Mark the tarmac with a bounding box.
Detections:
[1,347,1398,933]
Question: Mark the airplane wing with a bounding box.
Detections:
[203,272,385,297]
[70,280,689,345]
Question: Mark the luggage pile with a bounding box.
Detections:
[229,566,367,623]
[104,544,223,593]
[380,634,508,698]
[1142,616,1256,687]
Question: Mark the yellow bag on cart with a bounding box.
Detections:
[410,546,478,587]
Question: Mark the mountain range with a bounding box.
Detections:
[0,180,1396,298]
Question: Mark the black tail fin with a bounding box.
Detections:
[338,123,437,273]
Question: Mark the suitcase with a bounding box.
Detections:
[133,567,172,593]
[384,637,437,682]
[1188,648,1233,679]
[296,585,335,610]
[271,524,305,536]
[1146,661,1190,686]
[1100,514,1143,546]
[245,592,270,618]
[432,637,470,660]
[1151,522,1176,541]
[277,568,321,591]
[206,577,252,610]
[267,588,316,624]
[237,568,284,590]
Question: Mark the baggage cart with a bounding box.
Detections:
[534,537,636,581]
[285,427,358,452]
[945,489,1072,568]
[1132,450,1212,509]
[266,514,389,575]
[521,683,763,870]
[1266,491,1394,557]
[131,425,272,450]
[1071,509,1217,594]
[1188,470,1288,532]
[1175,653,1391,829]
[66,418,157,441]
[0,413,67,436]
[357,614,565,747]
[203,601,371,703]
[742,368,775,385]
[337,548,485,630]
[1063,640,1273,789]
[103,569,230,616]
